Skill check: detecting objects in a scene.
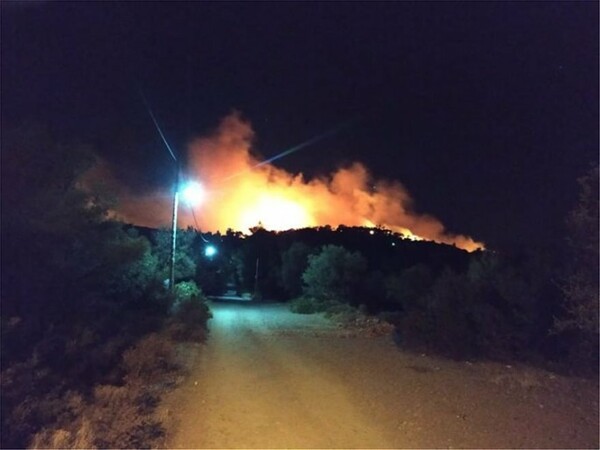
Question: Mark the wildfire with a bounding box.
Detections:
[112,112,484,252]
[239,193,315,232]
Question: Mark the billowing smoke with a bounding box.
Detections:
[109,112,483,252]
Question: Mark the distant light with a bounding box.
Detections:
[204,245,217,257]
[181,182,205,205]
[369,230,375,235]
[392,242,396,247]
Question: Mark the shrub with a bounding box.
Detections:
[167,309,211,342]
[289,297,323,314]
[322,301,360,319]
[28,329,178,449]
[106,233,160,303]
[172,281,202,308]
[121,333,177,385]
[28,395,93,449]
[554,166,599,370]
[281,242,313,298]
[168,281,212,342]
[385,264,433,309]
[423,269,478,357]
[90,384,165,449]
[302,245,367,304]
[152,228,197,282]
[466,254,542,359]
[289,296,361,320]
[395,253,559,361]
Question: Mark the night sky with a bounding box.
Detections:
[2,2,598,250]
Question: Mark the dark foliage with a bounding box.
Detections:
[302,245,367,304]
[193,214,592,371]
[193,224,472,304]
[167,281,213,342]
[554,165,599,371]
[196,214,594,371]
[281,242,314,298]
[0,126,211,448]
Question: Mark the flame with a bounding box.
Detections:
[111,112,484,252]
[398,227,424,242]
[239,193,316,231]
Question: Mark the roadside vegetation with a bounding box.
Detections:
[1,126,211,449]
[286,167,599,374]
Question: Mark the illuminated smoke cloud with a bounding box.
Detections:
[80,158,174,226]
[109,112,484,252]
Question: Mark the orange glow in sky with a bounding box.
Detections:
[111,112,484,252]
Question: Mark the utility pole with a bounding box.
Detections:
[139,91,202,292]
[170,167,180,292]
[254,257,260,297]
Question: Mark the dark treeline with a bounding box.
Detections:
[191,225,472,306]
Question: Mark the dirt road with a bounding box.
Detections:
[161,302,598,448]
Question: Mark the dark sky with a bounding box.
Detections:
[2,2,598,250]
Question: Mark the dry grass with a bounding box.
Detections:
[122,333,178,384]
[3,301,211,449]
[30,418,95,449]
[28,333,183,449]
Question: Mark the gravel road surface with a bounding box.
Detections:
[161,301,599,448]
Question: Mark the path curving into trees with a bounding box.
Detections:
[161,301,598,449]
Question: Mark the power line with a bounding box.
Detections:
[187,203,209,243]
[138,89,178,162]
[220,119,355,183]
[138,91,211,255]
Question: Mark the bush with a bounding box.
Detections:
[168,281,212,342]
[427,270,479,357]
[172,281,202,307]
[27,327,180,449]
[302,245,367,304]
[554,166,599,370]
[385,264,433,309]
[289,296,323,314]
[322,301,360,319]
[394,252,559,361]
[121,333,177,384]
[152,228,197,282]
[30,419,94,450]
[89,384,165,449]
[289,296,361,320]
[281,242,313,298]
[29,385,166,450]
[466,254,543,359]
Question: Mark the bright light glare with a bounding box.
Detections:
[181,182,205,205]
[238,194,313,231]
[204,245,217,257]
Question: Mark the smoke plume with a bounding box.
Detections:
[111,112,483,252]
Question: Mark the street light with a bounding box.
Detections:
[181,181,205,205]
[170,178,205,291]
[139,92,208,291]
[204,244,217,258]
